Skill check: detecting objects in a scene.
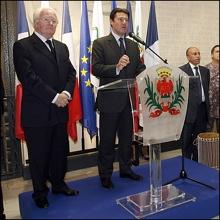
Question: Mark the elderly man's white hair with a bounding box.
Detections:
[33,7,58,27]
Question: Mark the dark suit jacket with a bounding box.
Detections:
[92,33,145,113]
[13,33,76,127]
[179,63,210,123]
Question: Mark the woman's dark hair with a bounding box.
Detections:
[211,45,219,54]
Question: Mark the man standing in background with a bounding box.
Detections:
[206,45,219,133]
[179,47,210,161]
[13,7,78,208]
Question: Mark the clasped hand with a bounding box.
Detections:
[55,93,69,107]
[116,55,130,71]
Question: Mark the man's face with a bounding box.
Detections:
[110,12,128,36]
[187,47,201,65]
[35,9,58,39]
[212,46,219,62]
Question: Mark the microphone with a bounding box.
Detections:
[128,32,146,46]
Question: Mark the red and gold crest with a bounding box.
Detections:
[144,66,185,118]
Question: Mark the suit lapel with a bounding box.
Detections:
[186,63,194,76]
[31,33,57,65]
[124,38,132,58]
[199,66,206,87]
[52,40,60,64]
[108,34,122,58]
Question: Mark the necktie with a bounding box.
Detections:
[119,37,126,55]
[46,40,56,58]
[194,66,200,76]
[194,66,203,102]
[118,38,127,78]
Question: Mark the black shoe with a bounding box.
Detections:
[101,177,114,189]
[34,197,49,208]
[120,171,143,181]
[52,185,79,196]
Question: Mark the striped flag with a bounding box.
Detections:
[126,1,139,133]
[91,1,104,43]
[144,0,160,68]
[90,1,104,88]
[17,1,29,40]
[61,1,76,69]
[15,0,29,140]
[79,1,97,139]
[134,1,142,39]
[127,1,144,133]
[126,1,133,35]
[61,1,82,142]
[111,1,117,10]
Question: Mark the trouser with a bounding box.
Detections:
[24,123,69,199]
[98,103,133,178]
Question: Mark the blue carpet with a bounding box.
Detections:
[19,156,219,219]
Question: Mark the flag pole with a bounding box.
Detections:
[81,125,85,151]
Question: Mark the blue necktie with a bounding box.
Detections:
[119,38,126,55]
[194,66,200,76]
[194,66,203,102]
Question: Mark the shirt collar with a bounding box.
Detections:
[111,30,125,43]
[189,62,199,69]
[34,31,53,43]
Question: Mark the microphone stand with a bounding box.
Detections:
[163,144,215,190]
[132,35,215,190]
[133,39,168,64]
[146,46,168,64]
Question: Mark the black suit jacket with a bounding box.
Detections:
[179,63,210,123]
[92,33,145,113]
[13,33,76,127]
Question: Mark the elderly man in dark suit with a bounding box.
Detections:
[179,47,210,161]
[13,7,78,208]
[92,8,146,189]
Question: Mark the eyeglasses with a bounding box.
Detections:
[40,17,58,25]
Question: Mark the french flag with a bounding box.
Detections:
[61,1,82,142]
[15,1,29,140]
[144,1,160,69]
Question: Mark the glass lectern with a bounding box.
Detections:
[98,68,196,219]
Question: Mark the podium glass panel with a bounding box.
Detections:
[98,79,142,139]
[97,79,136,90]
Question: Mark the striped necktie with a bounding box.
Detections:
[46,40,56,58]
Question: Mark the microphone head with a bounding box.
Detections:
[128,32,134,38]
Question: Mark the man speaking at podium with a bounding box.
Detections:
[92,8,145,189]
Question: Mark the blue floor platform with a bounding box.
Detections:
[19,156,219,219]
